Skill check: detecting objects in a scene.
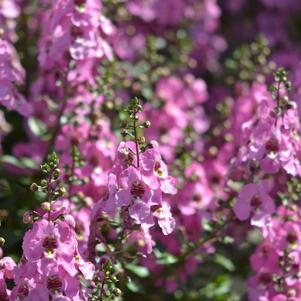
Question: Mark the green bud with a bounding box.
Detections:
[41,202,51,211]
[53,168,60,179]
[121,129,128,137]
[138,136,146,145]
[58,186,66,196]
[40,179,48,187]
[112,288,122,297]
[110,275,117,282]
[30,183,39,192]
[143,121,151,128]
[41,163,50,173]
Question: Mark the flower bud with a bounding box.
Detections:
[112,288,122,297]
[53,168,60,179]
[30,183,39,192]
[143,121,151,128]
[41,202,51,212]
[58,186,66,196]
[40,179,48,187]
[23,211,33,224]
[138,136,145,145]
[0,237,5,247]
[121,129,128,137]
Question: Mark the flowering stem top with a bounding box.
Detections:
[121,98,151,168]
[270,67,293,115]
[30,152,65,221]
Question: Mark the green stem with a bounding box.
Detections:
[133,116,140,168]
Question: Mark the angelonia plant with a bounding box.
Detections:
[2,0,301,301]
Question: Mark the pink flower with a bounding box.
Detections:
[153,201,175,235]
[22,219,76,261]
[0,256,15,301]
[0,39,31,116]
[38,0,114,76]
[93,140,177,253]
[233,180,275,227]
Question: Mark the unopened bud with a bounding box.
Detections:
[111,275,117,282]
[58,186,66,196]
[23,211,34,224]
[143,121,151,128]
[40,179,48,187]
[0,237,5,247]
[138,136,146,145]
[30,183,39,192]
[41,202,51,212]
[53,168,60,179]
[121,129,128,137]
[112,288,122,297]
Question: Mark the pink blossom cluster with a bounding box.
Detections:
[2,0,301,300]
[0,256,15,300]
[93,140,177,254]
[113,0,226,71]
[38,0,114,77]
[232,81,301,227]
[145,75,209,162]
[11,201,95,301]
[248,206,301,301]
[0,0,31,116]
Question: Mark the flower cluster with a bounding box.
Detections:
[232,69,301,227]
[38,0,114,77]
[0,1,31,116]
[100,140,177,253]
[11,153,95,301]
[2,0,301,300]
[13,216,94,300]
[0,256,15,300]
[248,206,301,301]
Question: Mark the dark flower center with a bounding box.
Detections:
[47,275,63,292]
[0,289,9,301]
[265,137,279,153]
[154,161,161,171]
[193,193,201,202]
[43,236,58,250]
[70,136,79,146]
[17,284,29,300]
[120,148,134,166]
[131,181,145,198]
[251,196,261,209]
[71,25,83,38]
[155,162,163,176]
[287,230,298,244]
[75,0,86,5]
[90,155,99,166]
[259,272,271,284]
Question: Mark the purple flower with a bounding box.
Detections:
[234,180,275,227]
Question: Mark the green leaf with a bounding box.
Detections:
[214,254,235,272]
[154,250,178,265]
[126,280,143,293]
[28,117,48,138]
[125,263,150,278]
[0,155,38,170]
